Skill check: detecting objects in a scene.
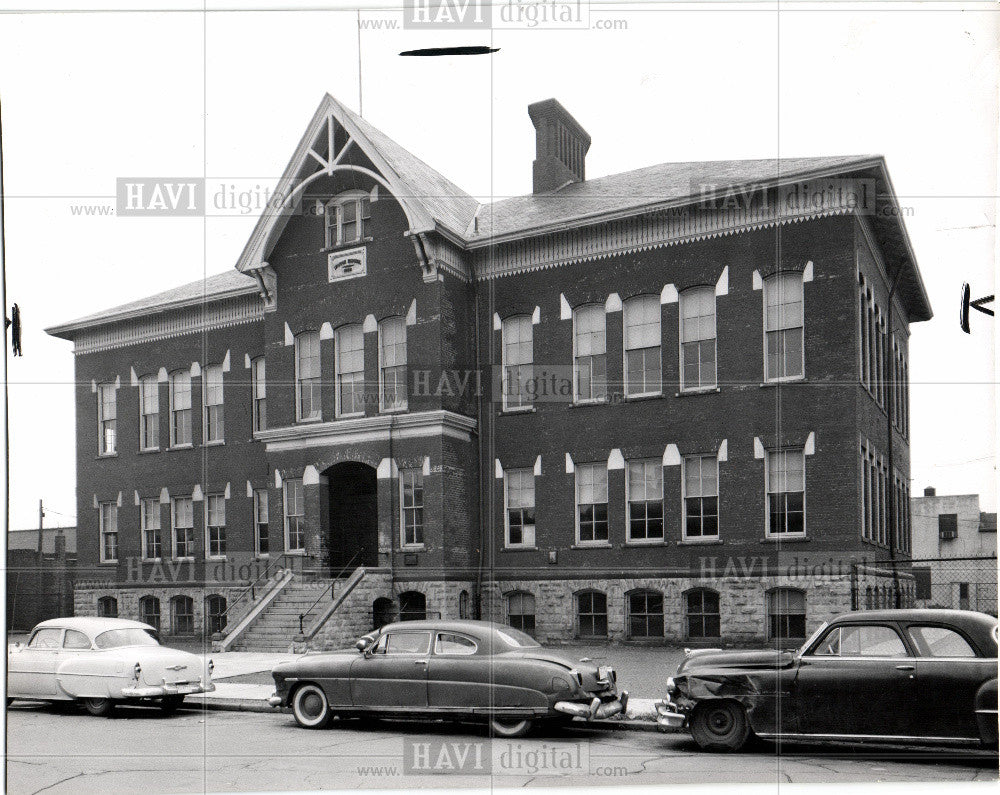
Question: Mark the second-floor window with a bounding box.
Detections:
[140,497,162,560]
[251,357,266,432]
[99,502,118,563]
[206,493,226,558]
[97,383,116,455]
[680,287,717,390]
[295,332,321,421]
[139,376,159,450]
[624,295,661,397]
[764,272,804,381]
[203,365,224,443]
[335,324,365,417]
[325,193,371,248]
[400,469,424,547]
[627,459,663,541]
[766,448,805,537]
[379,317,407,412]
[502,315,533,410]
[505,469,536,548]
[574,305,607,403]
[684,455,719,539]
[576,462,609,544]
[169,371,192,446]
[172,497,194,559]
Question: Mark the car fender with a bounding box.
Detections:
[275,653,355,706]
[55,653,124,698]
[677,672,778,733]
[974,677,998,746]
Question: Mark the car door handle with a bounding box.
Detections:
[414,659,428,665]
[895,664,915,671]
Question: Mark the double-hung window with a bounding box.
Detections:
[295,332,321,421]
[379,318,407,412]
[335,324,365,417]
[684,455,719,539]
[283,479,305,552]
[140,497,162,560]
[576,463,609,544]
[505,469,536,548]
[400,469,424,547]
[501,316,533,410]
[172,497,194,559]
[766,448,806,537]
[680,287,717,390]
[325,193,371,247]
[97,383,116,455]
[624,295,661,396]
[573,305,607,403]
[169,371,192,446]
[203,365,224,443]
[764,272,804,381]
[139,376,159,450]
[206,494,226,558]
[99,502,118,563]
[254,489,269,557]
[251,357,266,432]
[626,459,663,541]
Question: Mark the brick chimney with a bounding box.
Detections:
[924,486,936,496]
[528,99,591,194]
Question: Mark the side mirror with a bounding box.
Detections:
[355,639,368,653]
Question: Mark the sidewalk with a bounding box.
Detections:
[188,645,674,728]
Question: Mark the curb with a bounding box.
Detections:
[183,698,665,730]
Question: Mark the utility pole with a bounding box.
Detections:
[36,499,45,562]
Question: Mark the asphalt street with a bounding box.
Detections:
[6,702,997,794]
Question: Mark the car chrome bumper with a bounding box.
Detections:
[555,690,629,720]
[654,698,686,731]
[267,693,284,707]
[121,682,216,698]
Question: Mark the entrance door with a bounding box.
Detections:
[325,462,378,573]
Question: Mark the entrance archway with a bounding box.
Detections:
[324,461,378,573]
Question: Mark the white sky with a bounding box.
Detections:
[0,1,996,533]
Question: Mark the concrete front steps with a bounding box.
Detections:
[229,577,341,652]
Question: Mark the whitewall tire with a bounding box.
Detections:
[292,684,332,729]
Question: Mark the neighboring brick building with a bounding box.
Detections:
[910,488,997,615]
[6,526,77,631]
[47,94,932,647]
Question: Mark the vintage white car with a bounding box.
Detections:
[6,617,215,716]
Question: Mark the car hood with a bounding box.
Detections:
[677,649,796,675]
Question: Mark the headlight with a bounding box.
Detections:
[666,676,678,696]
[133,662,142,681]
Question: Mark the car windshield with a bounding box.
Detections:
[494,628,541,648]
[798,621,828,655]
[94,628,161,649]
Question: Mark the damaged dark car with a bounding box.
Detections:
[656,609,999,752]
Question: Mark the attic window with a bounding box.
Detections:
[325,191,371,248]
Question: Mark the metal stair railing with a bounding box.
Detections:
[294,550,364,639]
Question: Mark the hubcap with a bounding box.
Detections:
[300,691,323,719]
[707,708,734,735]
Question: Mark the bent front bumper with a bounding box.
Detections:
[555,691,629,720]
[121,681,216,699]
[654,697,686,731]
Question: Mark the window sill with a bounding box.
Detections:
[500,406,535,415]
[140,557,162,563]
[203,440,225,447]
[571,543,612,550]
[679,538,723,545]
[625,539,668,547]
[138,448,160,455]
[501,546,537,552]
[570,400,607,409]
[676,387,720,398]
[172,557,195,562]
[296,416,323,424]
[206,555,227,561]
[321,238,371,253]
[255,553,270,560]
[400,545,426,553]
[760,377,806,387]
[336,412,366,420]
[760,535,809,543]
[625,393,663,403]
[380,406,409,415]
[284,549,307,556]
[168,444,194,451]
[97,452,118,459]
[99,561,118,566]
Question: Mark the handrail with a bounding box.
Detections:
[297,549,363,635]
[217,552,297,629]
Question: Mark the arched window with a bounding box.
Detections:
[399,591,426,621]
[763,272,804,382]
[170,595,194,635]
[458,590,471,620]
[766,588,806,641]
[505,591,536,635]
[325,190,371,248]
[205,595,227,635]
[576,590,608,638]
[627,589,664,638]
[684,588,720,639]
[97,596,118,618]
[139,596,160,632]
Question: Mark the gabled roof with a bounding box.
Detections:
[46,270,257,338]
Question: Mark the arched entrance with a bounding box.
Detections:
[324,461,378,573]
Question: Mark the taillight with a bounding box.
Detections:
[133,663,141,681]
[208,659,214,676]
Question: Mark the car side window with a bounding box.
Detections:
[811,625,906,657]
[28,628,62,649]
[385,632,431,655]
[63,630,92,650]
[907,626,976,658]
[435,633,477,655]
[369,635,389,655]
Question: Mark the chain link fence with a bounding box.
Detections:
[852,557,997,616]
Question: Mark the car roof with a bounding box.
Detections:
[33,617,156,637]
[830,609,998,636]
[377,619,511,638]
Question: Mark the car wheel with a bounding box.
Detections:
[82,697,116,717]
[291,684,332,729]
[159,696,185,715]
[689,701,750,752]
[490,717,533,738]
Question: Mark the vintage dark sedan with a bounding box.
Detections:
[656,609,999,752]
[269,619,628,735]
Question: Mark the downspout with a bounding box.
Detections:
[472,271,486,619]
[885,261,904,608]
